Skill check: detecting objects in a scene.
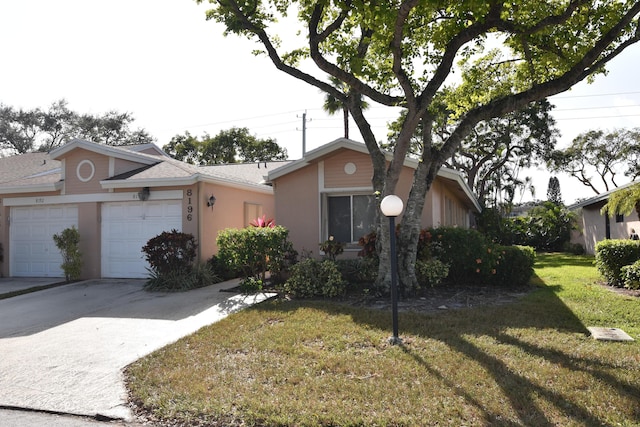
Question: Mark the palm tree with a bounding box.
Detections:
[322,76,368,139]
[601,181,640,219]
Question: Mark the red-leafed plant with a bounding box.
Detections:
[250,215,275,228]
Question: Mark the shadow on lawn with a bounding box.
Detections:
[254,265,638,426]
[370,281,636,425]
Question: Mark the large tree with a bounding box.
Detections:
[163,127,288,165]
[386,99,558,207]
[0,99,155,154]
[547,128,640,195]
[200,0,640,290]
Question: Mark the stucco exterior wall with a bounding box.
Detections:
[323,149,373,188]
[113,158,149,176]
[574,203,640,255]
[62,149,110,195]
[198,182,276,259]
[273,163,320,255]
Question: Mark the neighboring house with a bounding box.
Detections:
[267,138,481,257]
[569,181,640,255]
[0,139,285,279]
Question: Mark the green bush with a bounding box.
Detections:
[595,239,640,287]
[621,260,640,290]
[429,227,498,285]
[52,226,83,281]
[562,242,585,255]
[335,257,378,294]
[144,262,220,292]
[142,230,197,276]
[217,225,297,282]
[490,245,535,287]
[284,259,346,298]
[207,253,241,281]
[239,276,263,293]
[415,259,449,287]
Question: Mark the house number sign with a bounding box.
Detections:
[186,189,193,221]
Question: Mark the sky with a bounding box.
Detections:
[1,0,639,205]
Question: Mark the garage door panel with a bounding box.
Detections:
[101,201,182,278]
[10,205,78,277]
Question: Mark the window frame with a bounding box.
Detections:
[322,192,377,245]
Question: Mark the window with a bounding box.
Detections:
[244,202,262,226]
[327,194,376,243]
[616,213,624,223]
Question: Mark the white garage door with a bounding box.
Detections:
[101,200,182,278]
[10,205,79,277]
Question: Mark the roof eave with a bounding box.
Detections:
[0,181,63,195]
[50,139,158,165]
[100,174,274,194]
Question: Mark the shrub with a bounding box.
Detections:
[239,276,263,293]
[284,259,346,298]
[562,241,585,255]
[621,260,640,290]
[335,257,378,292]
[595,239,640,287]
[144,262,220,292]
[142,230,197,276]
[357,230,378,259]
[217,225,297,282]
[429,227,498,285]
[207,253,241,281]
[52,226,83,281]
[415,259,449,288]
[490,245,535,287]
[319,236,345,261]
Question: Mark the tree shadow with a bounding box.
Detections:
[252,269,638,425]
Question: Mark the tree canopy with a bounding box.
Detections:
[386,99,558,207]
[547,128,640,195]
[0,99,155,155]
[199,0,640,289]
[163,127,288,165]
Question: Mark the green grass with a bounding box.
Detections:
[126,253,640,426]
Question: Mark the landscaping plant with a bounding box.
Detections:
[595,239,640,287]
[142,230,219,291]
[52,226,83,281]
[217,225,297,284]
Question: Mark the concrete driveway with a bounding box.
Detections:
[0,278,274,421]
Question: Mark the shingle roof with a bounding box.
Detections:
[0,140,291,195]
[0,152,60,184]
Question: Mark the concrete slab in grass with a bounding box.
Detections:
[587,327,635,342]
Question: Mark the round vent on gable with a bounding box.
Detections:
[76,159,95,182]
[344,162,357,175]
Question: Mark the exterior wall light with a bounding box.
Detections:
[138,187,150,201]
[207,195,216,207]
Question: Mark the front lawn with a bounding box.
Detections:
[126,253,640,426]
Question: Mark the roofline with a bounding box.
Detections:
[0,181,64,195]
[268,138,481,212]
[49,139,159,165]
[100,173,274,194]
[568,179,640,209]
[437,167,482,212]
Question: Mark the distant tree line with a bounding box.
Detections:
[163,127,287,165]
[0,99,155,155]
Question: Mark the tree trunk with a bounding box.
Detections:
[397,159,434,294]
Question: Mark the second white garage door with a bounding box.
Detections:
[101,200,182,278]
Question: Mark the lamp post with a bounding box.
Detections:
[380,194,404,345]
